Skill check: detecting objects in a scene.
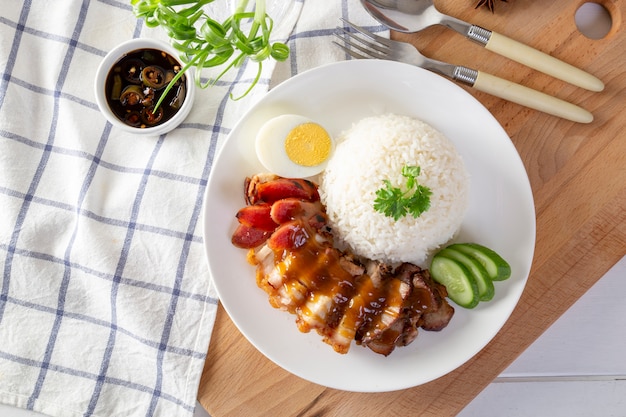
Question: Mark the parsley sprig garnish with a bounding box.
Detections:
[373,165,432,221]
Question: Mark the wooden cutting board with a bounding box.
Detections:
[198,1,625,415]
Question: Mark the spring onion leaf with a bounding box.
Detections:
[130,0,290,109]
[373,165,432,221]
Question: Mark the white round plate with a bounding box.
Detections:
[202,60,536,392]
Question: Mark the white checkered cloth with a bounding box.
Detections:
[0,0,386,416]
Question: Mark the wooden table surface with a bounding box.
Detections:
[198,1,625,416]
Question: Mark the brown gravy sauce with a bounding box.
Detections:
[258,221,436,339]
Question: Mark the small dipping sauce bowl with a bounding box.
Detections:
[94,38,195,135]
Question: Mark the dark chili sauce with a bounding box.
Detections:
[105,48,187,128]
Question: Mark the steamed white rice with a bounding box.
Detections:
[318,114,469,266]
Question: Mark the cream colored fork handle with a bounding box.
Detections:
[485,31,604,92]
[473,72,593,123]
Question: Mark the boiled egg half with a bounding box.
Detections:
[255,114,333,178]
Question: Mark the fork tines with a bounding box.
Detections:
[333,19,390,61]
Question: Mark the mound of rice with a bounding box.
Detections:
[318,114,469,266]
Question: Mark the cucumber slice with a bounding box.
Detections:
[430,254,479,308]
[449,243,511,281]
[439,248,495,302]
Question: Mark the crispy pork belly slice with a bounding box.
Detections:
[250,243,301,311]
[247,245,269,277]
[398,263,455,332]
[305,253,366,354]
[297,293,334,333]
[362,318,408,356]
[386,263,424,348]
[338,253,365,277]
[276,279,308,312]
[249,244,277,287]
[393,263,455,346]
[328,274,380,354]
[356,277,412,356]
[389,269,454,350]
[291,246,356,342]
[329,260,391,348]
[420,300,454,332]
[251,243,309,312]
[419,286,455,331]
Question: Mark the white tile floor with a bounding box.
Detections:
[2,256,623,417]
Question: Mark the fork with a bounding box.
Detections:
[334,19,593,124]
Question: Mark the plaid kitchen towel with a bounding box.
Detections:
[0,0,386,416]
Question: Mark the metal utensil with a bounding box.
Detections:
[334,19,593,123]
[360,0,604,92]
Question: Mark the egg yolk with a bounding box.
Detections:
[284,123,332,167]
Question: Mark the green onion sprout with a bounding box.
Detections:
[130,0,291,109]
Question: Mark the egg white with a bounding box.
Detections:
[255,114,333,178]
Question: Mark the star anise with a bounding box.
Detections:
[475,0,507,13]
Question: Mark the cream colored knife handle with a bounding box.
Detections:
[467,26,604,92]
[472,71,593,123]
